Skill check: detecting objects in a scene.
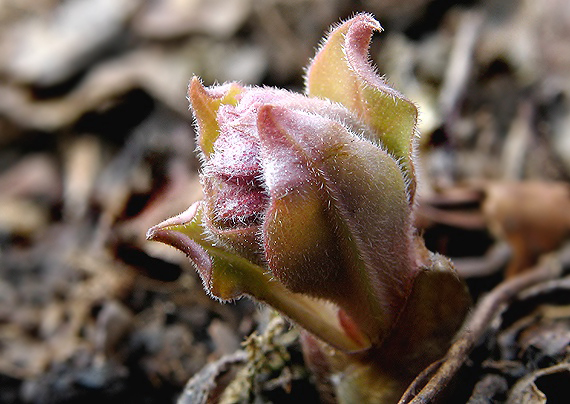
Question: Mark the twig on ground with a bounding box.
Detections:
[453,242,511,278]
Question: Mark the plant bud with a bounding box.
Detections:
[147,18,469,395]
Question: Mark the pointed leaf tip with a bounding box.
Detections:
[188,77,244,158]
[145,203,214,289]
[305,13,418,202]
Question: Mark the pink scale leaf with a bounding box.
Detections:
[257,104,418,344]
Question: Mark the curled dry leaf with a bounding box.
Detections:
[0,0,140,85]
[483,181,570,277]
[133,0,251,39]
[0,40,266,131]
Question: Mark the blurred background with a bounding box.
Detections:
[1,0,570,403]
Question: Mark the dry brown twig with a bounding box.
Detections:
[398,252,565,404]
